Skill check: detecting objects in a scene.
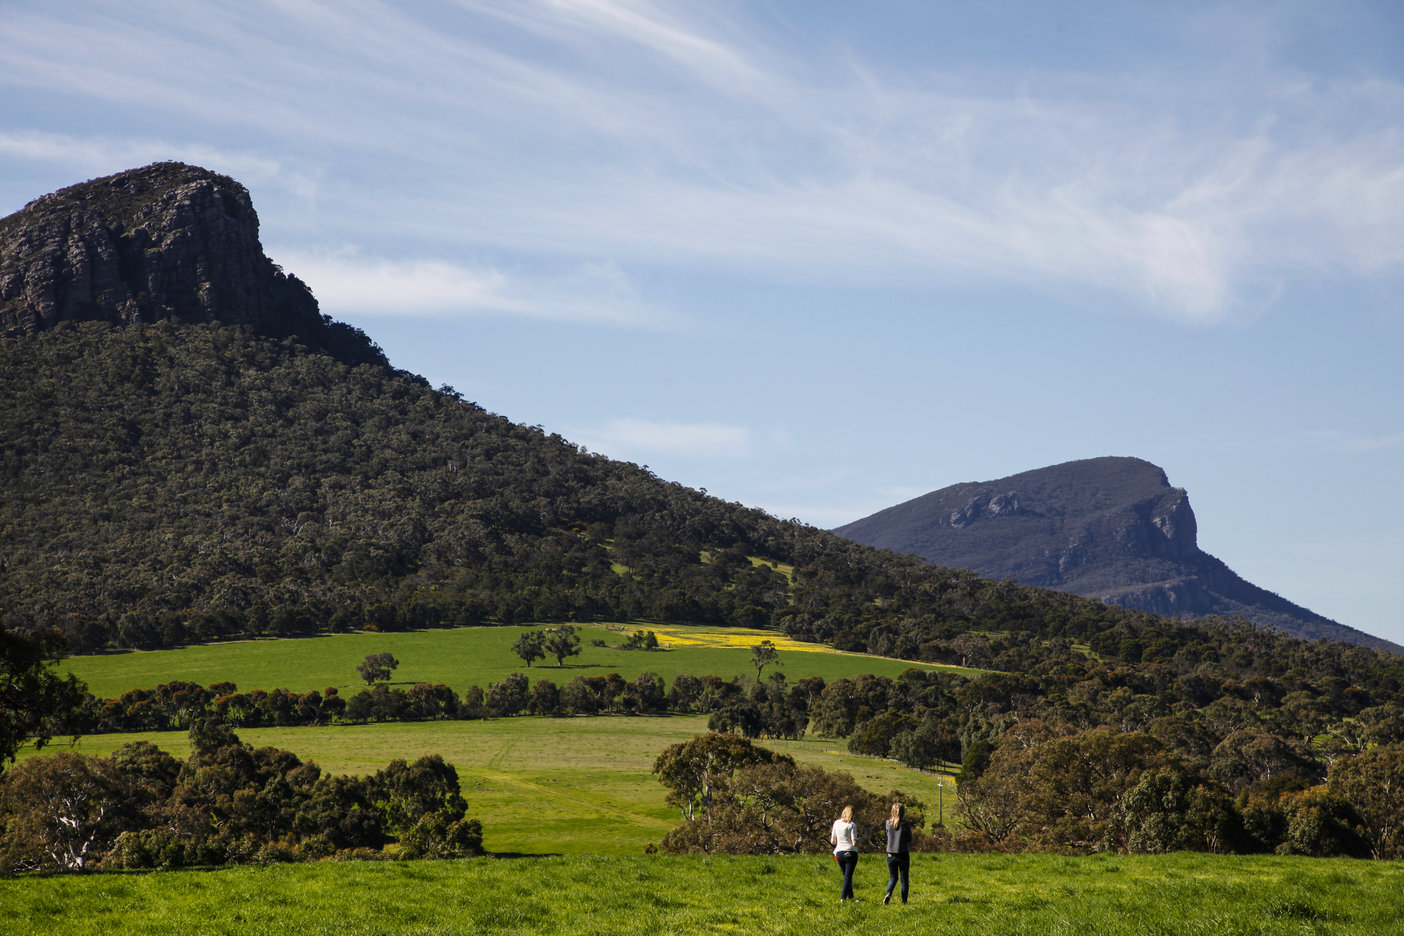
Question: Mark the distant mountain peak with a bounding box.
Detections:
[0,162,385,367]
[835,456,1400,653]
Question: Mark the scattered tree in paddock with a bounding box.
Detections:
[544,626,581,667]
[358,652,400,686]
[512,631,546,667]
[750,640,780,681]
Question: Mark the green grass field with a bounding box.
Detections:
[29,625,962,858]
[26,715,953,856]
[61,623,979,699]
[17,632,1404,934]
[4,852,1399,935]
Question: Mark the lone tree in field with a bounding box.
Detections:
[543,625,581,667]
[512,630,546,667]
[751,640,780,681]
[358,651,400,686]
[653,733,790,822]
[621,629,660,651]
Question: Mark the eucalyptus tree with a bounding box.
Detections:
[357,651,399,685]
[543,625,581,667]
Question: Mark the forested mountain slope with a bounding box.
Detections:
[835,457,1397,653]
[0,315,1099,663]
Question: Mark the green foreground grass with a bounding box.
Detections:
[61,624,978,700]
[4,852,1400,936]
[23,716,954,856]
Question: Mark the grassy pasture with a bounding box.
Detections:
[60,623,979,699]
[4,852,1399,935]
[22,716,954,856]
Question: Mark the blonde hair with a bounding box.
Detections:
[840,805,853,822]
[890,802,905,825]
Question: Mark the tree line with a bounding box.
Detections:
[0,722,481,873]
[71,668,821,740]
[69,650,1404,860]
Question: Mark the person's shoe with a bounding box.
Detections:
[883,893,891,905]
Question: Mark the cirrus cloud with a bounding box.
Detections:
[271,247,677,328]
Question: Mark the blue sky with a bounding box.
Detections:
[3,1,1401,644]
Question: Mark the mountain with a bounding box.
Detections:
[2,164,1397,681]
[834,457,1400,653]
[0,161,385,367]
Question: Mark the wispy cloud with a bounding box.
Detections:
[2,1,1400,325]
[460,0,769,96]
[273,247,675,327]
[0,130,295,196]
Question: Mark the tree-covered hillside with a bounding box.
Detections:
[0,319,1397,689]
[1,319,788,647]
[0,320,959,646]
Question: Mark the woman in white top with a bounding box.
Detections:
[830,804,859,900]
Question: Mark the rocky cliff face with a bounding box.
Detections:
[835,456,1400,653]
[0,162,384,366]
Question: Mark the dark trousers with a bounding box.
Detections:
[836,850,858,899]
[886,852,909,902]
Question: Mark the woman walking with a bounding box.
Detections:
[830,804,859,901]
[884,801,912,904]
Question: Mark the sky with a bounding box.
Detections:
[2,1,1401,644]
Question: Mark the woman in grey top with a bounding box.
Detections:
[884,801,912,904]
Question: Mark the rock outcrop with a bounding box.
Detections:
[835,456,1400,653]
[0,162,384,366]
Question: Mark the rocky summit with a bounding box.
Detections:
[0,162,384,366]
[835,456,1400,653]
